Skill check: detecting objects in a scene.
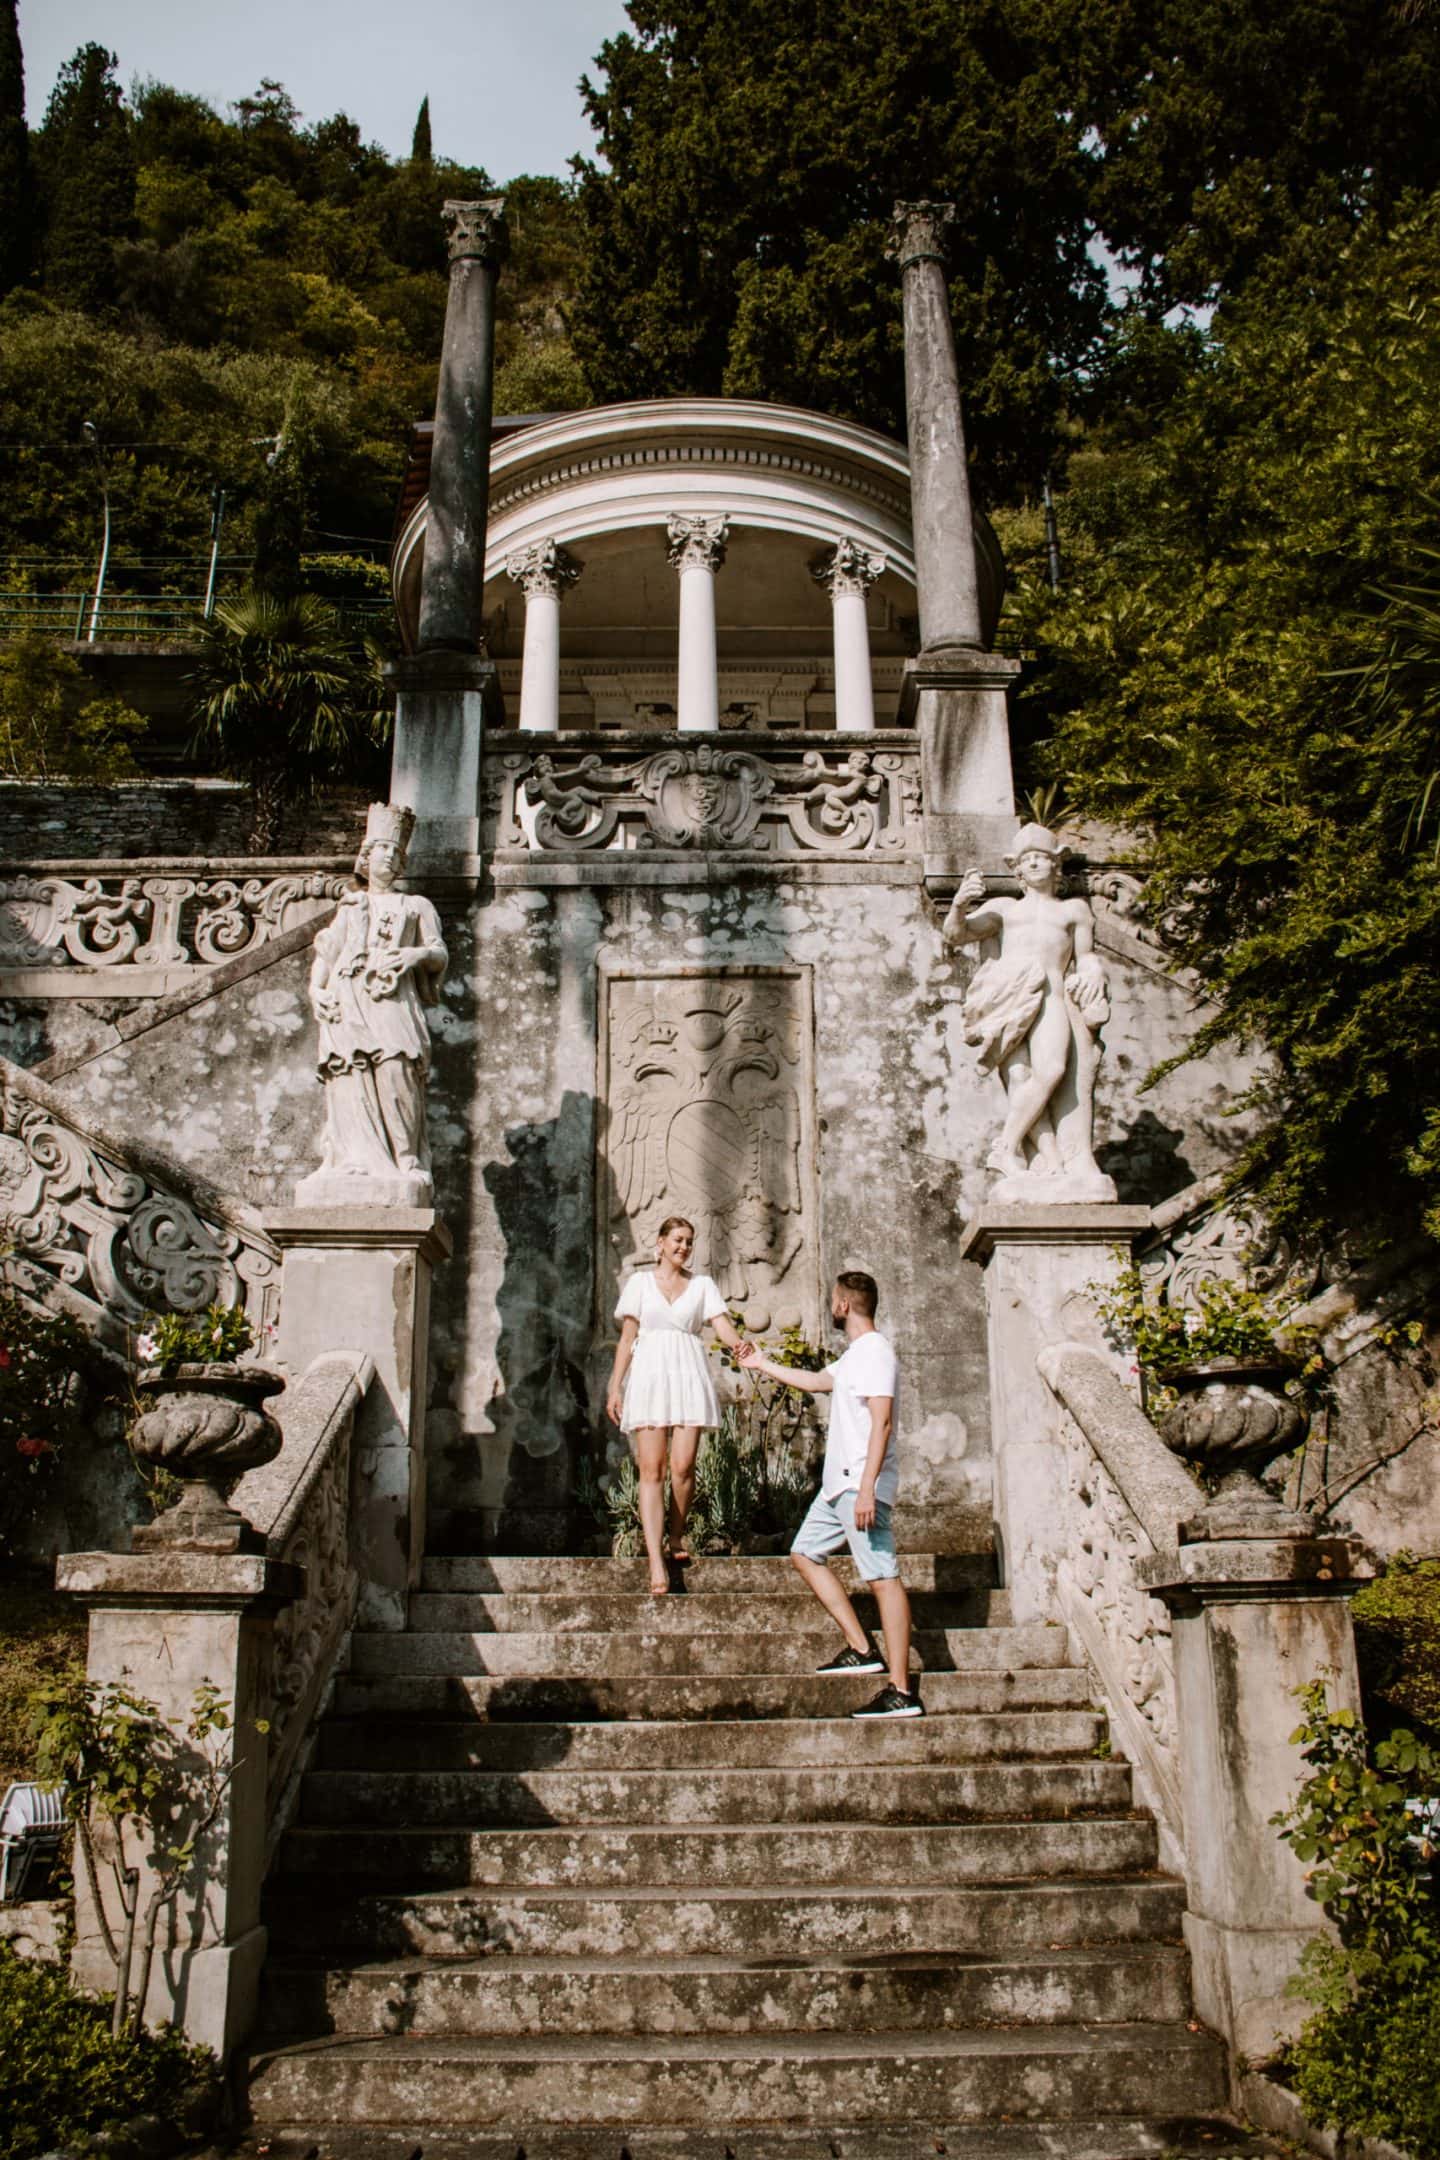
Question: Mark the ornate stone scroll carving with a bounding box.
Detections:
[944,822,1116,1203]
[599,969,819,1337]
[0,869,347,979]
[1140,1190,1315,1315]
[666,513,729,576]
[0,1075,278,1349]
[811,537,886,600]
[488,738,920,859]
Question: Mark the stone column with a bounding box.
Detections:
[1141,1535,1374,2058]
[506,540,581,733]
[390,198,507,871]
[667,514,729,734]
[887,201,981,657]
[959,1205,1151,1621]
[264,1207,452,1631]
[812,538,885,733]
[57,1550,301,2057]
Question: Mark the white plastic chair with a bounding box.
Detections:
[0,1781,67,1901]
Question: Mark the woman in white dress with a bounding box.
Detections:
[605,1216,745,1594]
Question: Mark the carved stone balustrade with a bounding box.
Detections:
[0,861,351,997]
[0,1064,279,1352]
[485,731,921,864]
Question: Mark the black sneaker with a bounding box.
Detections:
[851,1683,924,1719]
[816,1641,886,1675]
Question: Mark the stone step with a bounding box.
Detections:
[264,1877,1187,1962]
[230,2121,1280,2160]
[346,1623,1072,1680]
[244,2022,1228,2129]
[275,1815,1160,1891]
[256,1942,1195,2040]
[297,1759,1133,1829]
[420,1553,999,1594]
[315,1709,1106,1773]
[406,1589,1008,1632]
[331,1666,1097,1723]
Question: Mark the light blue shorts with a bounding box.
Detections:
[791,1488,900,1581]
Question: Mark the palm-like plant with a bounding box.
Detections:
[189,589,375,852]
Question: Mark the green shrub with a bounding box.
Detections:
[1352,1552,1440,1743]
[1272,1680,1440,2148]
[0,1290,91,1559]
[0,1943,217,2160]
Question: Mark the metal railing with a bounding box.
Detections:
[0,591,394,645]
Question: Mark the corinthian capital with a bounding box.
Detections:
[442,197,509,268]
[506,539,582,601]
[886,200,957,271]
[812,537,887,600]
[666,513,729,575]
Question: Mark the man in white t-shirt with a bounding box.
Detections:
[738,1270,920,1719]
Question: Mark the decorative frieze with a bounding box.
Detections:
[0,867,347,987]
[486,736,921,858]
[0,1074,279,1349]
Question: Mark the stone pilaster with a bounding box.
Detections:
[959,1205,1151,1620]
[1141,1535,1375,2058]
[265,1207,452,1631]
[507,540,582,734]
[667,514,729,733]
[812,538,885,733]
[57,1550,302,2057]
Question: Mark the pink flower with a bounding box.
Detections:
[136,1332,160,1363]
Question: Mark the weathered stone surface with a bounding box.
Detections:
[416,198,507,656]
[0,1898,65,1963]
[1037,1343,1199,1553]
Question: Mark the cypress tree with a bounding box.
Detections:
[38,43,135,312]
[410,95,432,167]
[0,0,30,296]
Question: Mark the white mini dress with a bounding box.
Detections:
[615,1270,728,1432]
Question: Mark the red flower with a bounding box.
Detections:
[16,1436,51,1458]
[0,1348,12,1370]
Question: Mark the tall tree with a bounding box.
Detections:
[411,95,432,168]
[570,0,1107,496]
[37,44,135,311]
[0,0,30,297]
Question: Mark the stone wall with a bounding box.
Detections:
[0,782,372,862]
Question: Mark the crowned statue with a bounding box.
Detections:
[298,802,449,1207]
[943,822,1117,1205]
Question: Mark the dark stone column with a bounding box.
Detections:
[887,200,983,656]
[417,197,509,654]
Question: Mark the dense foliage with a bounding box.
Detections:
[0,1943,217,2160]
[572,0,1440,489]
[1273,1682,1440,2150]
[1016,204,1440,1247]
[0,635,145,778]
[1352,1553,1440,1744]
[0,1291,89,1558]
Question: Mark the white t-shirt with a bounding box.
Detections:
[821,1330,900,1506]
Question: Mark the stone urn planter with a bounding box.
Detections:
[1157,1354,1311,1537]
[129,1362,284,1555]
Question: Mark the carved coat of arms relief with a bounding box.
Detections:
[599,969,819,1337]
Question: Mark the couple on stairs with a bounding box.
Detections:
[605,1214,922,1720]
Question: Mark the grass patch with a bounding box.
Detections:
[1352,1552,1440,1744]
[0,1564,86,1788]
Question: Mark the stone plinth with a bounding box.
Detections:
[960,1205,1151,1619]
[265,1207,452,1629]
[904,649,1020,867]
[387,650,501,872]
[56,1549,302,2057]
[1141,1535,1375,2059]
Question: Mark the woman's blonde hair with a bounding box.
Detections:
[656,1215,695,1242]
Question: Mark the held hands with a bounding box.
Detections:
[736,1341,763,1370]
[853,1479,878,1532]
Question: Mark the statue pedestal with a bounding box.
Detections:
[387,650,502,877]
[266,1207,452,1629]
[903,649,1020,887]
[959,1204,1150,1620]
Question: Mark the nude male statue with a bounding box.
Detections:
[942,822,1116,1199]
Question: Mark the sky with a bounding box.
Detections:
[19,0,634,179]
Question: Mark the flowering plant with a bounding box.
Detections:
[134,1303,262,1373]
[0,1287,89,1554]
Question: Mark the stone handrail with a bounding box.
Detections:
[0,1060,280,1352]
[0,862,351,992]
[230,1350,374,1850]
[485,730,922,858]
[1036,1341,1198,1863]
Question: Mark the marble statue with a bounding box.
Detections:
[943,822,1116,1203]
[298,802,448,1207]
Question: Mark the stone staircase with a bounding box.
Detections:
[244,1552,1245,2158]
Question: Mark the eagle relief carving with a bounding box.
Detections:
[601,971,818,1336]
